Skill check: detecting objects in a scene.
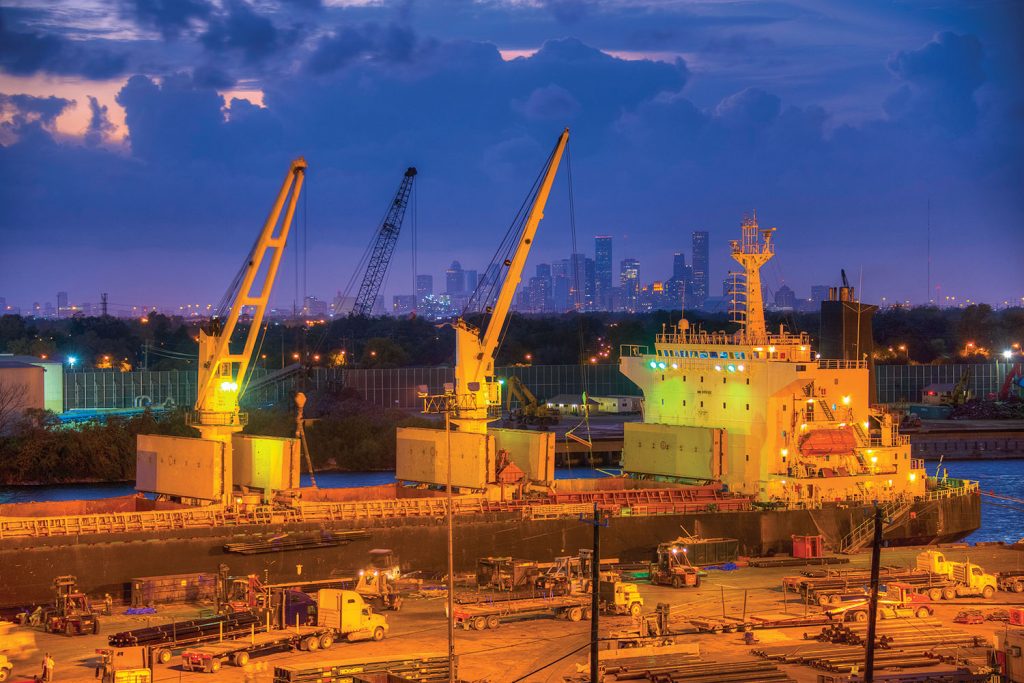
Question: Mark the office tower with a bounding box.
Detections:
[620,258,640,312]
[672,252,687,281]
[445,261,465,295]
[56,291,68,318]
[810,285,830,304]
[392,295,417,316]
[416,275,433,300]
[594,236,612,310]
[464,270,478,292]
[691,231,709,307]
[774,284,796,309]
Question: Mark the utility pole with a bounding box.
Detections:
[864,505,884,683]
[580,502,606,683]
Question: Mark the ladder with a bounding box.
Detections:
[838,497,916,554]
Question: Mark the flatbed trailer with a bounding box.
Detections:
[451,595,590,630]
[108,612,265,664]
[181,626,333,673]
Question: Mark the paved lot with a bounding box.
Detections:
[3,543,1022,682]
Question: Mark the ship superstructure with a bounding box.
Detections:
[621,216,925,505]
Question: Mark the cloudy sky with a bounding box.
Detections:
[0,0,1021,312]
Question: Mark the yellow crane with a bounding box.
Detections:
[190,158,307,504]
[446,129,569,436]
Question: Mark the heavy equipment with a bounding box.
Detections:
[476,557,541,592]
[95,647,152,683]
[598,580,644,617]
[0,655,10,683]
[504,375,559,426]
[42,575,99,636]
[825,582,934,622]
[351,167,417,317]
[649,544,701,589]
[189,158,306,506]
[916,550,997,599]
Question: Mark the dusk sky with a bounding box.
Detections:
[0,0,1022,312]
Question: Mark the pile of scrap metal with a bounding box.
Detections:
[592,650,794,682]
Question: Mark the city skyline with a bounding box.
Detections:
[1,2,1022,310]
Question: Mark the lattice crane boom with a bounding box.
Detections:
[352,167,418,317]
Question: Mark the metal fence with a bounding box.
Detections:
[874,362,1014,404]
[63,362,1014,412]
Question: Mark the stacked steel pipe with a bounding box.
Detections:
[107,612,260,647]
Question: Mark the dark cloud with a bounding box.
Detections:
[0,12,128,79]
[885,32,985,132]
[200,1,284,63]
[714,87,780,128]
[541,0,594,25]
[192,64,236,89]
[517,84,581,120]
[0,93,71,147]
[84,96,116,147]
[305,23,417,75]
[120,0,212,39]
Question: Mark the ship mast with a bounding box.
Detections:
[729,214,774,343]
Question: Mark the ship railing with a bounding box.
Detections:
[911,458,924,469]
[816,359,868,370]
[925,479,979,500]
[620,344,649,358]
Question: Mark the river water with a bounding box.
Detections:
[1,461,1020,544]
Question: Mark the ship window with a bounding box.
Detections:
[796,364,806,371]
[737,352,746,359]
[783,405,787,411]
[722,377,727,384]
[661,399,664,405]
[662,375,665,381]
[746,379,750,385]
[700,376,704,383]
[683,376,687,382]
[746,404,750,410]
[745,454,750,462]
[723,402,727,409]
[699,352,709,359]
[700,401,704,407]
[683,400,686,406]
[780,352,786,359]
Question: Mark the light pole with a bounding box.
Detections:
[445,407,455,683]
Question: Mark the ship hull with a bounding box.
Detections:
[0,492,980,607]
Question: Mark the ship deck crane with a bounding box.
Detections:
[191,158,307,504]
[443,129,569,435]
[351,167,418,317]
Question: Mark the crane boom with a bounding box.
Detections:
[193,157,307,430]
[352,167,418,316]
[452,129,569,434]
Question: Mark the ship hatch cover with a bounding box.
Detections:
[799,428,857,457]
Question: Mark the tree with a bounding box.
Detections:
[0,379,28,435]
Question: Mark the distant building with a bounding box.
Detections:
[445,261,465,295]
[594,236,613,310]
[774,284,797,310]
[302,296,328,317]
[528,263,553,313]
[418,294,453,321]
[464,269,478,293]
[691,231,709,308]
[56,291,68,318]
[620,258,640,312]
[331,292,356,316]
[415,274,433,300]
[392,295,416,316]
[811,285,830,304]
[551,259,571,312]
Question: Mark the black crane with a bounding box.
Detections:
[351,167,417,317]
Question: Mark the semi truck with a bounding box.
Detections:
[916,551,997,599]
[825,583,935,622]
[180,590,388,673]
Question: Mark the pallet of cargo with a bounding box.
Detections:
[273,652,453,683]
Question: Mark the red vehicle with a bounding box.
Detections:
[649,544,702,589]
[42,576,99,636]
[953,610,985,625]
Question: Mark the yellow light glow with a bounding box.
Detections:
[768,346,776,353]
[841,395,851,405]
[781,448,789,456]
[909,473,917,482]
[219,381,239,392]
[800,423,807,431]
[806,399,814,404]
[870,456,878,463]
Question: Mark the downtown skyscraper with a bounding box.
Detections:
[691,231,709,307]
[594,236,613,310]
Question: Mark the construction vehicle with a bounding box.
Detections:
[944,367,972,406]
[0,656,10,683]
[916,550,997,599]
[826,582,934,622]
[41,575,99,636]
[505,376,559,426]
[649,544,701,589]
[0,622,36,662]
[999,363,1023,400]
[350,168,417,317]
[598,580,644,617]
[476,557,541,593]
[95,647,152,683]
[180,590,387,673]
[997,571,1024,593]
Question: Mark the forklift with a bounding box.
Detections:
[649,544,701,589]
[42,576,100,636]
[95,647,152,683]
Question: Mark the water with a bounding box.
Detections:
[2,462,1019,543]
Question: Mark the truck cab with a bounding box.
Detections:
[598,581,644,617]
[316,590,389,642]
[916,551,996,599]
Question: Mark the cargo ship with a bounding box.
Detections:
[0,138,980,607]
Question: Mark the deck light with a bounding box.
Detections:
[657,362,667,369]
[671,363,678,369]
[726,364,736,372]
[909,473,917,482]
[737,364,744,371]
[841,395,851,405]
[220,381,239,392]
[67,356,77,367]
[714,365,722,372]
[1004,350,1013,359]
[649,361,657,369]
